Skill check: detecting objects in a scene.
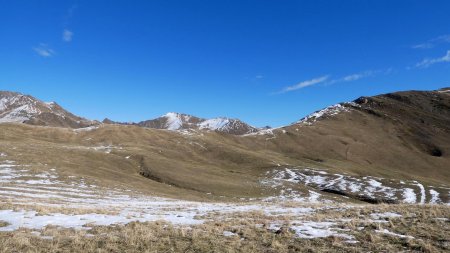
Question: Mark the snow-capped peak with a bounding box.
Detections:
[0,92,42,123]
[137,112,258,135]
[0,91,95,128]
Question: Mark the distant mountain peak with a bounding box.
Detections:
[0,91,96,128]
[135,112,258,135]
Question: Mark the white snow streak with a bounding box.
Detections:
[414,181,426,204]
[402,188,416,204]
[429,189,440,204]
[375,229,414,239]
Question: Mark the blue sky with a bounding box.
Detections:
[1,0,450,127]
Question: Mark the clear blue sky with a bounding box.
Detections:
[1,0,450,127]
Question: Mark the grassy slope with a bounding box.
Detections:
[0,123,286,200]
[0,89,448,201]
[258,89,450,185]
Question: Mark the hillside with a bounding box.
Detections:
[249,88,450,203]
[0,88,448,205]
[267,87,450,183]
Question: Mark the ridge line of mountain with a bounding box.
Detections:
[1,87,449,134]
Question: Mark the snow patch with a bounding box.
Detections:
[163,112,186,130]
[73,126,99,132]
[414,181,426,204]
[297,102,358,125]
[289,221,356,240]
[198,118,229,130]
[402,188,416,204]
[429,189,440,204]
[375,229,414,239]
[370,212,402,219]
[264,167,446,204]
[308,190,321,202]
[223,231,237,237]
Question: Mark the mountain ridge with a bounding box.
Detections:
[2,87,449,135]
[0,91,96,128]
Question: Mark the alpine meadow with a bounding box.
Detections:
[1,1,450,252]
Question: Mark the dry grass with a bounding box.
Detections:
[0,221,343,253]
[0,202,120,216]
[0,221,8,228]
[0,204,448,252]
[306,204,450,252]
